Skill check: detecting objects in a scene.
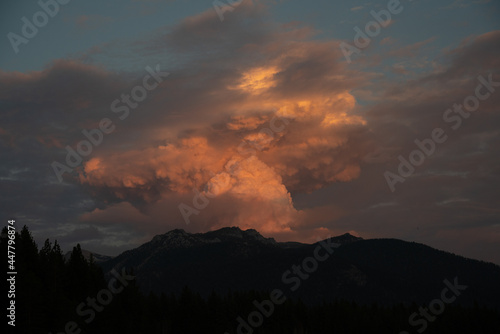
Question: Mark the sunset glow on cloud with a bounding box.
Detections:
[66,8,375,240]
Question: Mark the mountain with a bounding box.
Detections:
[64,249,114,263]
[100,227,500,309]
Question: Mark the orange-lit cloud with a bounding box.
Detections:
[233,66,279,93]
[75,5,371,239]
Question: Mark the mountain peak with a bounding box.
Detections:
[148,226,278,251]
[166,228,188,235]
[329,232,363,245]
[204,227,277,245]
[150,228,198,249]
[339,232,362,239]
[209,226,244,238]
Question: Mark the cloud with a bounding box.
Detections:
[385,37,437,58]
[74,14,114,30]
[380,36,396,46]
[444,30,500,78]
[66,3,371,239]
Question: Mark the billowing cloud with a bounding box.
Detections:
[66,3,371,238]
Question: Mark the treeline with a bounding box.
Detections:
[3,226,499,334]
[2,225,138,334]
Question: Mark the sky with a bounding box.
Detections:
[1,0,499,265]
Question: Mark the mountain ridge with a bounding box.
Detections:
[100,226,500,309]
